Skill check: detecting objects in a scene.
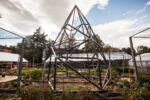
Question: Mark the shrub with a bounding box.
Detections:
[77,91,98,100]
[0,93,9,100]
[112,67,123,73]
[10,81,17,88]
[60,91,75,100]
[31,88,41,94]
[123,80,130,88]
[30,69,43,80]
[91,67,103,75]
[60,91,98,100]
[57,67,72,72]
[21,70,30,79]
[24,81,32,86]
[46,67,54,74]
[136,87,150,100]
[20,86,58,100]
[24,73,30,79]
[139,72,150,85]
[112,66,134,74]
[57,67,66,72]
[4,82,9,88]
[112,71,118,77]
[124,66,134,74]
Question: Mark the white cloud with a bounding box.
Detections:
[93,19,150,48]
[75,0,109,14]
[136,7,146,15]
[122,10,134,16]
[0,0,110,40]
[136,1,150,15]
[146,1,150,6]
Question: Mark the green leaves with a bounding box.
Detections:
[137,45,150,54]
[82,34,104,52]
[22,27,52,64]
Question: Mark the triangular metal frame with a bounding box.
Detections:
[52,5,111,91]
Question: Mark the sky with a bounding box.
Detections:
[0,0,150,48]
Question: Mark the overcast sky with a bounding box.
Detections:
[0,0,150,48]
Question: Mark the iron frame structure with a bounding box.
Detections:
[0,27,25,89]
[48,5,111,91]
[129,27,150,85]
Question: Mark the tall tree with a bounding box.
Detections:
[122,47,132,55]
[21,27,52,65]
[137,45,150,54]
[31,27,47,48]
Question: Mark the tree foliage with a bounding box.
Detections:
[82,34,104,52]
[137,45,150,54]
[22,27,52,65]
[121,47,132,55]
[31,27,48,48]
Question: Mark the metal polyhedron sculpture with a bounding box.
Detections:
[52,5,111,91]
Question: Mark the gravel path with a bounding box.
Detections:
[0,76,18,83]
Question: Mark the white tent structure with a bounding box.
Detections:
[0,52,28,63]
[129,53,150,73]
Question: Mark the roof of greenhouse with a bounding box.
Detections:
[0,52,28,63]
[46,52,132,62]
[0,27,24,39]
[129,53,150,62]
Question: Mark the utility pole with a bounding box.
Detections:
[129,37,139,85]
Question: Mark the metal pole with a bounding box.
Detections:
[48,54,52,81]
[42,49,46,81]
[109,52,112,80]
[54,58,57,90]
[139,54,143,72]
[123,55,125,74]
[17,38,25,88]
[98,61,102,89]
[129,37,139,85]
[32,56,34,68]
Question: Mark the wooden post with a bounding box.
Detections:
[129,37,139,85]
[17,38,25,88]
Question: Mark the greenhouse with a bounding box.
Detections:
[46,52,132,67]
[129,53,150,73]
[0,52,28,70]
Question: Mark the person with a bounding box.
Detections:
[12,63,15,69]
[27,63,31,68]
